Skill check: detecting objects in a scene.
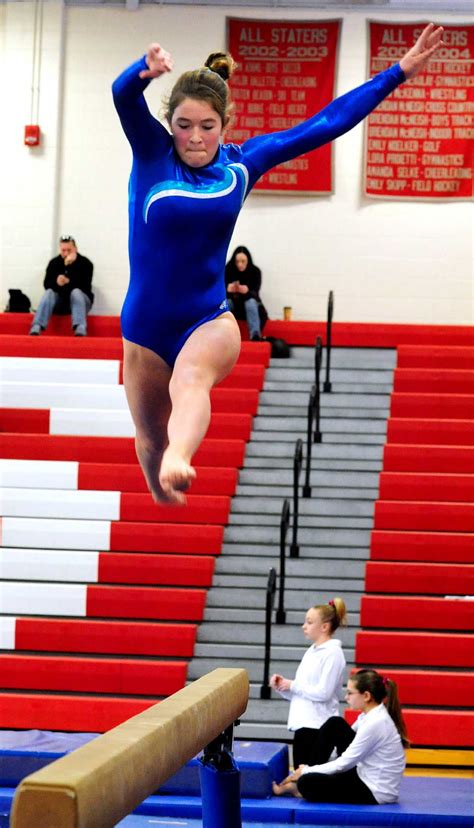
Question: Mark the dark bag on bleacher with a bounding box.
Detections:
[5,289,32,313]
[263,336,291,358]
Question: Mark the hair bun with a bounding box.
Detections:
[205,52,236,82]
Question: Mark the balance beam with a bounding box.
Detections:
[11,667,249,828]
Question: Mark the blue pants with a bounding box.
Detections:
[227,296,261,338]
[32,288,92,331]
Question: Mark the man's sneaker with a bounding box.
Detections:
[29,324,42,336]
[74,324,87,337]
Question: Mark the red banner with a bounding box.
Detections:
[365,21,473,200]
[226,18,341,194]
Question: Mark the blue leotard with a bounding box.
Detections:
[113,58,404,365]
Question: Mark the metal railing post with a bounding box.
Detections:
[290,439,303,558]
[313,335,322,443]
[261,567,277,698]
[303,385,315,498]
[276,500,290,624]
[324,290,334,393]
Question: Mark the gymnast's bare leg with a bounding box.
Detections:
[123,311,240,504]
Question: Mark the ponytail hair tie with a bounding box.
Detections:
[328,600,335,607]
[382,676,389,688]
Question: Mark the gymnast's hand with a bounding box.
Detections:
[399,23,444,80]
[140,43,173,79]
[270,673,292,692]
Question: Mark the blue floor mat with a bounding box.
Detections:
[2,777,472,826]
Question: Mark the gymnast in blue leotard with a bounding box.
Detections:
[112,25,444,504]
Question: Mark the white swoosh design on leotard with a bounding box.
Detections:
[143,163,249,224]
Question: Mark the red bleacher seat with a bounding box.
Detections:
[384,444,474,473]
[346,708,473,747]
[374,501,474,532]
[98,553,215,587]
[394,368,474,394]
[14,617,197,656]
[350,667,474,707]
[387,418,474,446]
[379,472,474,503]
[370,530,473,562]
[85,585,207,621]
[360,595,474,631]
[390,393,474,420]
[397,345,474,370]
[0,433,246,467]
[109,521,223,554]
[365,561,474,595]
[0,693,157,731]
[0,654,187,695]
[78,462,238,496]
[356,630,473,667]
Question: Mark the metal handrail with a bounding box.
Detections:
[303,385,315,498]
[324,290,334,393]
[261,567,277,699]
[313,335,323,444]
[276,499,290,625]
[290,439,303,558]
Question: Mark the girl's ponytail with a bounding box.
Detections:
[353,669,409,748]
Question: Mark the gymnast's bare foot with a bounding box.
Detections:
[272,779,301,797]
[159,447,196,505]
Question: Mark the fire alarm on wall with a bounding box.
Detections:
[24,125,41,146]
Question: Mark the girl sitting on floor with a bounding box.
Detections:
[273,668,409,805]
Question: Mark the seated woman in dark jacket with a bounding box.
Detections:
[225,246,268,341]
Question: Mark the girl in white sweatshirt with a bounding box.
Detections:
[270,597,347,769]
[274,668,409,805]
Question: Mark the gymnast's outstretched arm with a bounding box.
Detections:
[112,43,173,157]
[240,63,404,180]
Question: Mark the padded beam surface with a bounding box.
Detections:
[356,630,473,667]
[390,393,474,420]
[14,618,197,656]
[360,595,474,631]
[370,529,473,562]
[11,668,248,827]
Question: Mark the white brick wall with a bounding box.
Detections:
[2,2,472,324]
